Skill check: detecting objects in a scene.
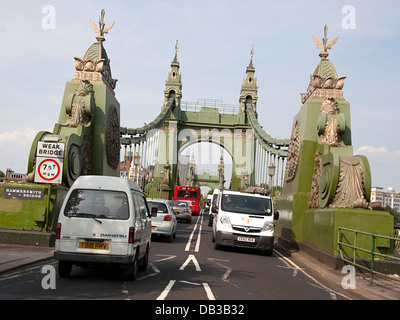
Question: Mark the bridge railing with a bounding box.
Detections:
[180,98,239,115]
[337,226,400,286]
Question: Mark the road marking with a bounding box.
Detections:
[157,280,176,300]
[179,254,201,271]
[180,280,201,286]
[203,282,216,300]
[208,258,235,285]
[154,254,176,262]
[185,214,201,251]
[157,280,215,300]
[0,261,57,282]
[136,262,161,281]
[274,250,350,300]
[194,213,204,252]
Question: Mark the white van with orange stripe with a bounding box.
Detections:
[212,188,279,256]
[54,175,156,281]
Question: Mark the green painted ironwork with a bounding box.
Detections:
[338,226,400,286]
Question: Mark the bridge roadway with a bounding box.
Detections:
[0,212,358,304]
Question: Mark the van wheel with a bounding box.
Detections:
[125,255,138,281]
[58,261,72,278]
[139,246,149,271]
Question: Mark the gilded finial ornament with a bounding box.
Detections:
[251,44,254,58]
[312,25,338,59]
[175,40,179,54]
[89,9,115,41]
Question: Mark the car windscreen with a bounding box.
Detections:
[147,202,169,213]
[64,189,129,220]
[221,194,272,216]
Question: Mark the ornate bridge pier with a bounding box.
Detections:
[275,26,394,264]
[0,10,120,242]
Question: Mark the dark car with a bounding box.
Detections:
[169,200,192,223]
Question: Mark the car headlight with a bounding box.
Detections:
[263,221,274,232]
[220,216,232,228]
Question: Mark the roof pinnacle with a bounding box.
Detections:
[312,25,338,59]
[248,44,255,69]
[89,9,115,43]
[172,40,179,64]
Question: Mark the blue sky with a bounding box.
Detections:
[0,0,399,190]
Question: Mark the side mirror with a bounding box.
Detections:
[211,205,218,214]
[274,210,279,220]
[151,207,158,218]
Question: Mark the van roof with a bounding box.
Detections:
[72,175,143,193]
[222,189,270,199]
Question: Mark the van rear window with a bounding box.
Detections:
[64,189,129,220]
[221,194,272,216]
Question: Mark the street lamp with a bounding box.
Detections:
[268,163,276,190]
[133,152,140,184]
[163,161,170,185]
[159,169,164,198]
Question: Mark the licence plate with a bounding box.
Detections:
[78,241,109,250]
[237,236,256,243]
[152,226,157,231]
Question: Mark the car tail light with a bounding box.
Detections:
[56,223,61,239]
[128,227,135,243]
[164,215,173,221]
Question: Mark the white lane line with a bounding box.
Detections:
[274,250,350,300]
[185,214,201,251]
[156,280,176,300]
[203,282,216,300]
[136,262,161,281]
[154,254,176,262]
[194,213,204,252]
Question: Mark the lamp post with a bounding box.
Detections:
[268,163,276,191]
[163,161,170,185]
[133,152,140,184]
[159,169,164,198]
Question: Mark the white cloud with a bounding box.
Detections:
[355,146,400,190]
[0,128,50,173]
[0,128,38,146]
[355,146,400,165]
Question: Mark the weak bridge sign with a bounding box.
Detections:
[34,141,65,185]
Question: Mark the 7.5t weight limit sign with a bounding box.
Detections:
[34,141,65,184]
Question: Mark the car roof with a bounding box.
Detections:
[72,175,143,193]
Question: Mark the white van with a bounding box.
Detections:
[208,189,220,226]
[211,189,279,255]
[54,175,156,281]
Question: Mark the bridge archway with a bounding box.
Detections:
[178,142,232,190]
[120,45,289,199]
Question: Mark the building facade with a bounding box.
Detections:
[371,187,400,212]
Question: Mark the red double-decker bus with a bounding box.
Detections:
[174,186,201,215]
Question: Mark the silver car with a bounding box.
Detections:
[147,199,177,242]
[169,200,192,223]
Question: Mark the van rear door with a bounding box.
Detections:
[60,189,131,256]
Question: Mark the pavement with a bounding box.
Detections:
[0,243,399,300]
